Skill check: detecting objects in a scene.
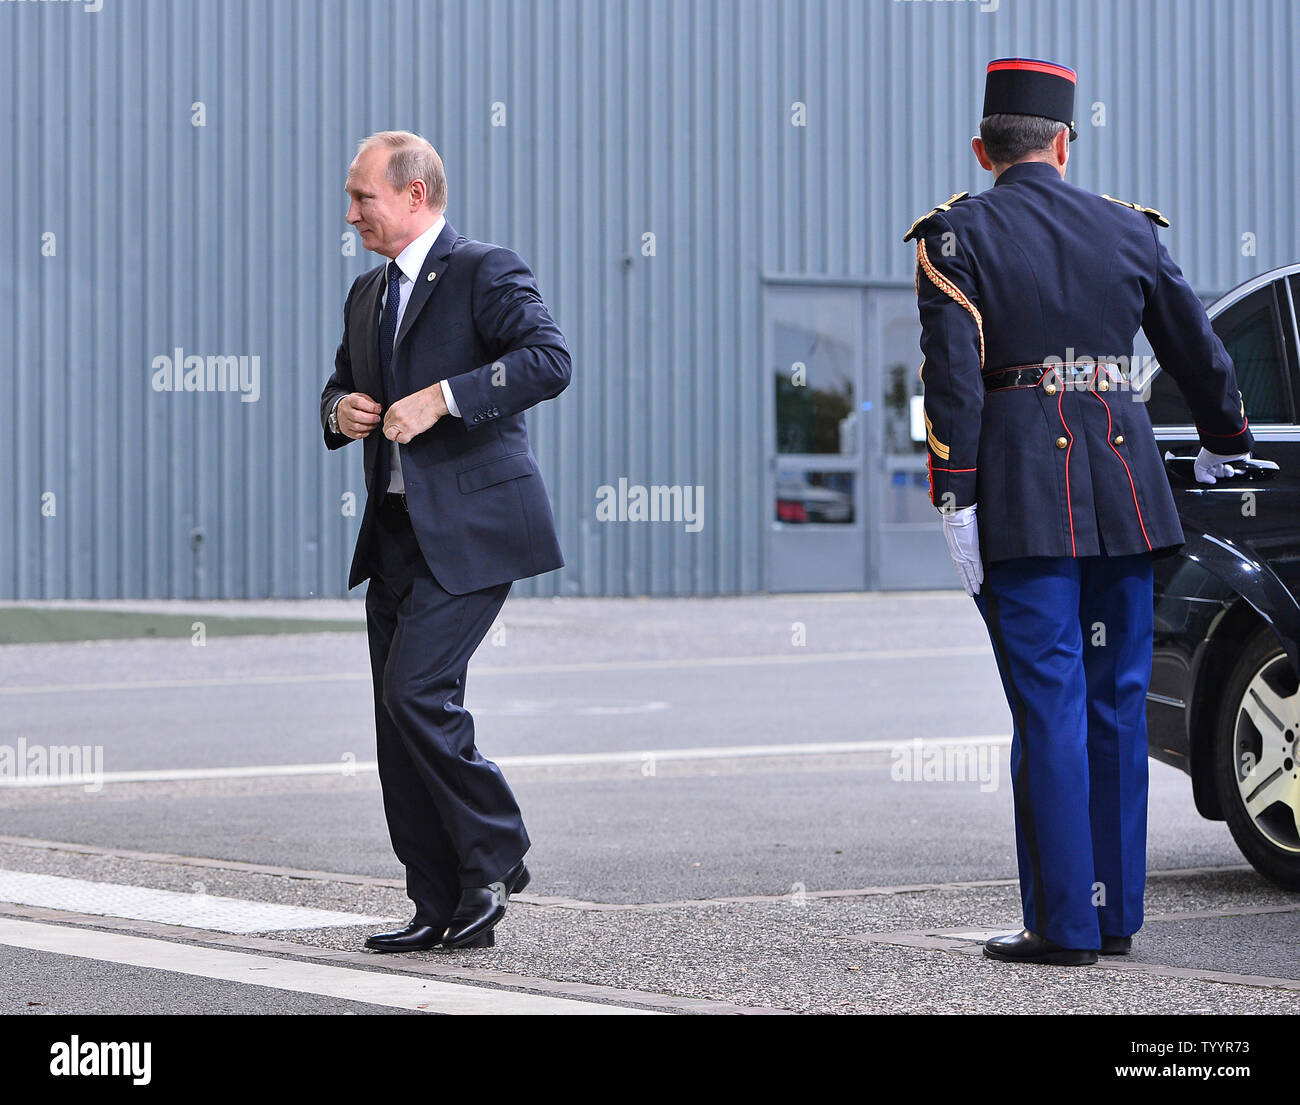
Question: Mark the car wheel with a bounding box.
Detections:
[1213,627,1300,889]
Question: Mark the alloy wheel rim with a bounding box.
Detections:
[1234,654,1300,854]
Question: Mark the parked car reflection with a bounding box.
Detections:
[774,470,855,524]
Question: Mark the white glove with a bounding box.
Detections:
[942,503,983,596]
[1194,447,1251,484]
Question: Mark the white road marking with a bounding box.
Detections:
[1,761,374,788]
[498,735,1010,766]
[0,735,1011,788]
[0,870,397,933]
[468,699,671,717]
[0,916,658,1015]
[0,644,993,696]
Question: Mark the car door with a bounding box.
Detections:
[1149,271,1300,547]
[1145,270,1300,743]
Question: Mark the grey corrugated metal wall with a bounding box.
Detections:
[3,0,1297,599]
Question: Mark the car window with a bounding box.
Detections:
[1145,281,1294,427]
[1143,358,1192,426]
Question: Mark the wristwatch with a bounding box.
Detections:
[328,397,342,435]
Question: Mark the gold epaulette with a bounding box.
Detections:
[903,192,970,242]
[1102,194,1170,227]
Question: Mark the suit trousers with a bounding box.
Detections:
[974,552,1154,950]
[364,497,530,927]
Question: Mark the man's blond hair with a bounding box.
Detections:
[357,131,447,212]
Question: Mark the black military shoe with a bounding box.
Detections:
[440,861,530,950]
[364,922,443,953]
[1100,935,1132,955]
[983,929,1097,965]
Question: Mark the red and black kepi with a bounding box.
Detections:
[983,57,1078,140]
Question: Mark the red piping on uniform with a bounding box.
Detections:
[1057,387,1077,556]
[987,59,1077,82]
[925,449,977,506]
[1201,418,1251,439]
[1095,391,1153,551]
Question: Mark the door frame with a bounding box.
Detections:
[761,279,868,592]
[761,275,961,592]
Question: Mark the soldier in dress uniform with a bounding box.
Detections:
[906,57,1255,964]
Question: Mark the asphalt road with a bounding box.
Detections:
[1,594,1296,1018]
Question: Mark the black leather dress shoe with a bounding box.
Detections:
[508,861,531,895]
[1100,935,1132,955]
[364,922,443,953]
[983,929,1097,965]
[440,860,530,949]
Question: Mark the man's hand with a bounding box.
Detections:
[383,382,449,445]
[1194,447,1251,484]
[942,503,983,597]
[336,393,382,440]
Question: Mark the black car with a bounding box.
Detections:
[1144,264,1300,889]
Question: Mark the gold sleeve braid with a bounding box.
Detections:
[915,238,984,371]
[923,409,950,460]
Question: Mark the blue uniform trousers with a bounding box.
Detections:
[974,553,1154,950]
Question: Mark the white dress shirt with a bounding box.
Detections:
[332,214,462,494]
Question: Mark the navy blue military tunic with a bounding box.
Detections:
[906,160,1254,563]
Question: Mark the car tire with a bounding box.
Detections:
[1212,626,1300,890]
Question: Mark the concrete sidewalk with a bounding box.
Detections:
[1,837,1296,1015]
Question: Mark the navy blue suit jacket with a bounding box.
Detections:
[907,161,1253,564]
[321,221,570,593]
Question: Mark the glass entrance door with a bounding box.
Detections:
[764,285,866,592]
[761,283,957,593]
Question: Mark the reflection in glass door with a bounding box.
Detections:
[764,285,865,592]
[870,288,957,589]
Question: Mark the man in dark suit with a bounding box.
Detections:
[906,60,1253,964]
[320,130,570,951]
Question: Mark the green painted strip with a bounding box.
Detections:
[0,610,364,645]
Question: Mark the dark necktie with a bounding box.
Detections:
[378,260,402,398]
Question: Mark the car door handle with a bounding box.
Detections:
[1163,452,1280,482]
